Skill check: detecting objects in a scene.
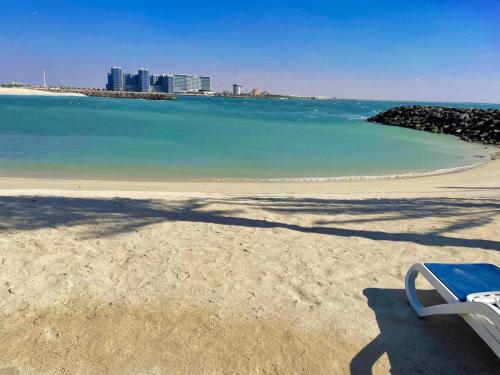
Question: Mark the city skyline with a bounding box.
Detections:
[0,1,499,103]
[106,67,211,93]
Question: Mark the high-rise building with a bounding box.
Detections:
[173,75,195,92]
[173,74,188,92]
[251,88,260,96]
[123,73,139,91]
[163,75,174,93]
[138,68,150,92]
[150,74,163,92]
[233,84,242,95]
[171,74,212,93]
[150,74,160,85]
[107,67,123,91]
[200,76,211,91]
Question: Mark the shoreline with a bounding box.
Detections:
[253,161,488,182]
[0,159,489,184]
[0,87,85,97]
[0,158,498,194]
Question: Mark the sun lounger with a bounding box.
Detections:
[405,263,500,357]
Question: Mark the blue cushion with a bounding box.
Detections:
[425,263,500,302]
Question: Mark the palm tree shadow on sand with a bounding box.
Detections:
[0,195,498,251]
[350,288,497,374]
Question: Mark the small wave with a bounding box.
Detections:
[330,113,369,120]
[259,163,485,182]
[346,115,368,120]
[205,162,486,183]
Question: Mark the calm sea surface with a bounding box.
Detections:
[0,95,496,180]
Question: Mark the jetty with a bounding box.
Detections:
[368,106,500,145]
[37,87,176,101]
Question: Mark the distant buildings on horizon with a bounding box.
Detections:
[106,67,211,94]
[101,67,328,99]
[231,84,262,97]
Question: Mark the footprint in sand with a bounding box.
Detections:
[173,270,190,280]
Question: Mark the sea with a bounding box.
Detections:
[0,95,497,181]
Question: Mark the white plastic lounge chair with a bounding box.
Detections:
[405,263,500,357]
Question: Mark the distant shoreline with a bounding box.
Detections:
[0,87,85,97]
[0,160,490,184]
[0,87,177,100]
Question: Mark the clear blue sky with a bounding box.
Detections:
[1,0,499,102]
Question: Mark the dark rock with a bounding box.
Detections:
[367,106,500,145]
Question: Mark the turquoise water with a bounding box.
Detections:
[0,95,496,180]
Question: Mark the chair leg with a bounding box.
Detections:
[405,264,425,317]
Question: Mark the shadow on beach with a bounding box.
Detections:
[350,288,497,374]
[0,195,498,251]
[0,195,498,372]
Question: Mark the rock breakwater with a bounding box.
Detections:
[38,87,176,101]
[367,106,499,145]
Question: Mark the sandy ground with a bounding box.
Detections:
[0,87,85,97]
[0,159,499,374]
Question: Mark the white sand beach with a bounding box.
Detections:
[0,159,499,374]
[0,87,85,97]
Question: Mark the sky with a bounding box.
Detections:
[1,0,499,102]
